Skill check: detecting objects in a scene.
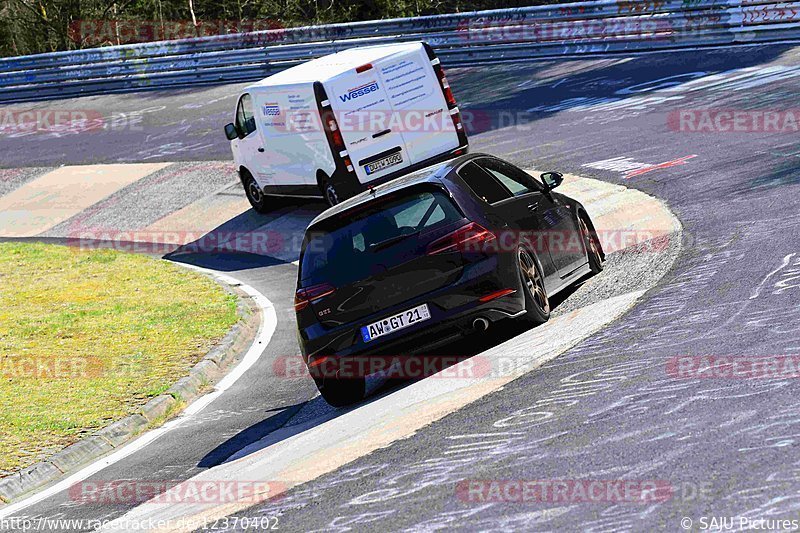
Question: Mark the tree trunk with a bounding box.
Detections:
[188,0,200,37]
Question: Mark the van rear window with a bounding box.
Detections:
[300,189,462,286]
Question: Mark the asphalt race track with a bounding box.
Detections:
[2,43,800,531]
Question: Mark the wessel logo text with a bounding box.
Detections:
[339,82,379,103]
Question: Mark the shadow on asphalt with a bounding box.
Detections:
[163,198,327,271]
[165,250,287,271]
[197,402,308,468]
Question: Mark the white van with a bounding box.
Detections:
[223,41,469,212]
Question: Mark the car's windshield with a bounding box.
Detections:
[300,189,462,286]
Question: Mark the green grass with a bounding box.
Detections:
[0,242,238,475]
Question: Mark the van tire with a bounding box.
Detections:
[242,170,270,214]
[322,181,340,207]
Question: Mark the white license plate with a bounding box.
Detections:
[364,152,403,175]
[361,304,431,343]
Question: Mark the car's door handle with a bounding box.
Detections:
[257,147,265,152]
[372,129,392,139]
[527,204,539,212]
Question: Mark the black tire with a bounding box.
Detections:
[242,170,270,214]
[317,376,365,407]
[579,215,604,274]
[518,247,551,326]
[322,180,340,208]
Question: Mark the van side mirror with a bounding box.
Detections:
[540,172,563,191]
[224,123,238,141]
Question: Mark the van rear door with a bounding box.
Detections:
[325,67,411,184]
[376,44,461,165]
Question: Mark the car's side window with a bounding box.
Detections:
[235,94,257,137]
[457,162,512,205]
[476,158,541,197]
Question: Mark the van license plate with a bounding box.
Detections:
[361,304,430,343]
[364,152,403,175]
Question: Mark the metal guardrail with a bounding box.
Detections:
[0,0,798,103]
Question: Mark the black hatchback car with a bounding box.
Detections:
[295,153,605,405]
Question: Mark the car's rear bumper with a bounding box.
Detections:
[306,297,524,365]
[299,255,525,364]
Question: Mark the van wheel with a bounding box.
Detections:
[323,182,340,207]
[242,171,270,213]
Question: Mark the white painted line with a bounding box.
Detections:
[0,265,277,519]
[750,252,796,300]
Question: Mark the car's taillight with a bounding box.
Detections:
[450,108,464,131]
[436,66,457,108]
[440,74,457,108]
[326,115,344,148]
[294,283,336,311]
[426,222,496,255]
[342,155,354,173]
[433,62,464,135]
[320,100,355,174]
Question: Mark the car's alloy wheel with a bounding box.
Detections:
[579,216,604,274]
[518,248,550,325]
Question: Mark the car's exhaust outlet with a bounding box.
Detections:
[472,317,489,332]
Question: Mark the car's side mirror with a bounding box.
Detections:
[541,172,563,191]
[224,123,238,141]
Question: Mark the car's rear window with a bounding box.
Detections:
[300,189,462,285]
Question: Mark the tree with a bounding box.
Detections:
[0,0,580,57]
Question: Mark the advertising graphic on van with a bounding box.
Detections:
[262,104,281,117]
[383,60,429,108]
[339,82,380,103]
